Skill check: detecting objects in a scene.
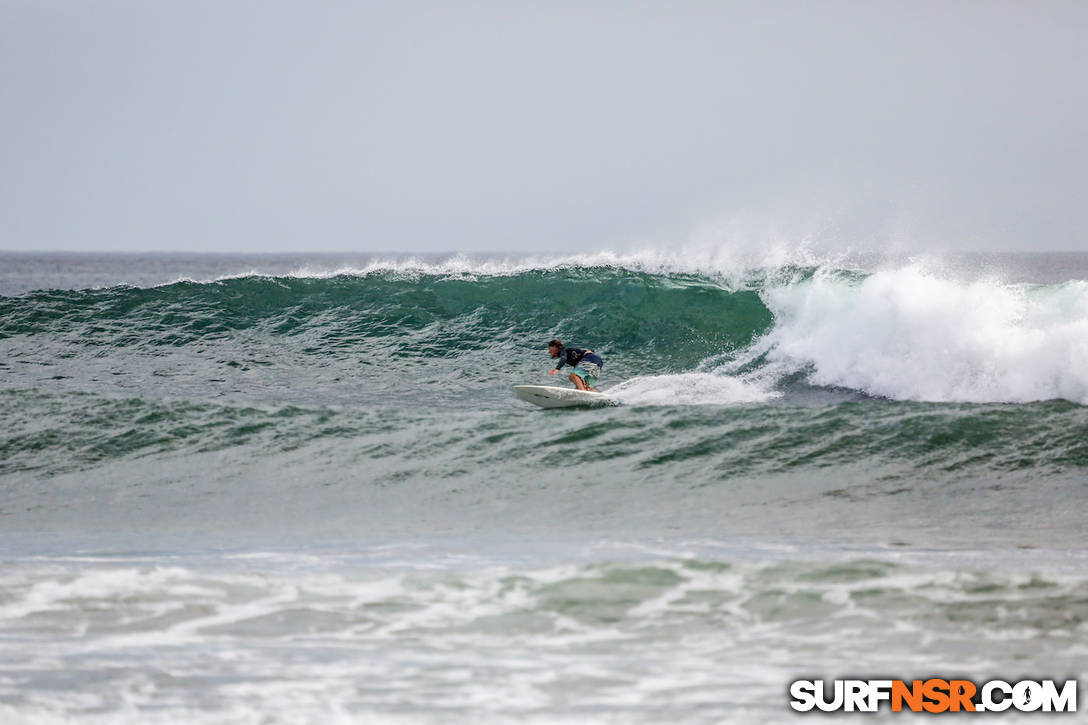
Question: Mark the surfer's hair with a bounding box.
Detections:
[548,339,562,350]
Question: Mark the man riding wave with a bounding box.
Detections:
[547,339,604,392]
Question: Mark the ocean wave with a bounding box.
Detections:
[4,388,1084,481]
[750,266,1088,404]
[2,259,1088,405]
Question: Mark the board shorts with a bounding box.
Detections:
[571,360,601,384]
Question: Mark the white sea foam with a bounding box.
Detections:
[0,551,1085,723]
[753,265,1088,403]
[1,552,1085,723]
[608,372,780,406]
[202,241,836,285]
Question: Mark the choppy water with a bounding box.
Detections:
[1,251,1086,723]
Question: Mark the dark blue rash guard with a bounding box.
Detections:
[553,347,603,371]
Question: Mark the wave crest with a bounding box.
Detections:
[752,266,1088,404]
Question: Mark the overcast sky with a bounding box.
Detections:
[1,0,1084,254]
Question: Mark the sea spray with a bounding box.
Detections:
[757,266,1088,403]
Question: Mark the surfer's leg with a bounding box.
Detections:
[569,373,588,390]
[577,361,599,391]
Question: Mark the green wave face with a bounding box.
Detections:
[0,269,774,376]
[2,264,1087,484]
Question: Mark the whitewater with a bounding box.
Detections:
[1,250,1086,723]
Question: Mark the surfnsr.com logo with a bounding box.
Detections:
[789,679,1078,713]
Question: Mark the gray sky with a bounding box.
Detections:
[1,0,1085,254]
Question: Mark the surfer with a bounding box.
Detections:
[547,339,603,391]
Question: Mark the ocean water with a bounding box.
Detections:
[1,250,1086,723]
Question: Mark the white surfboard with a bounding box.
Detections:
[513,385,617,409]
